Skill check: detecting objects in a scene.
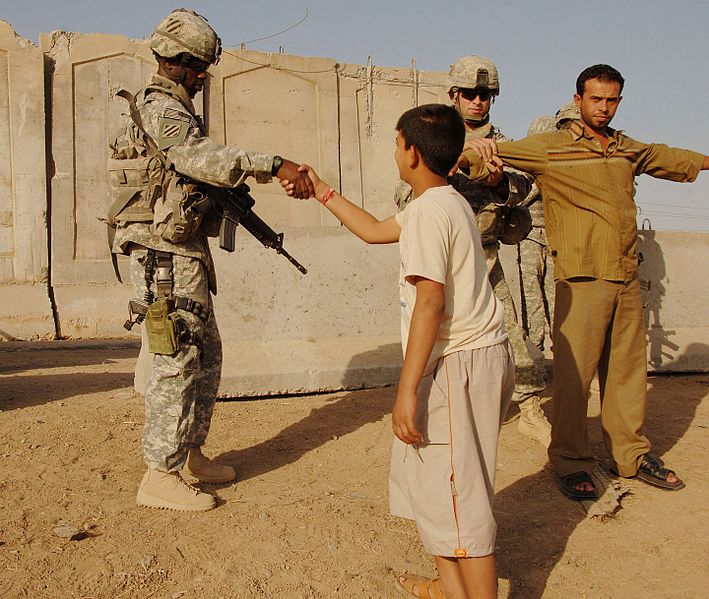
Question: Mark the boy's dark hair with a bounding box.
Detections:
[396,104,465,178]
[576,64,625,96]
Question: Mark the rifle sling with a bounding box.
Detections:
[116,89,169,170]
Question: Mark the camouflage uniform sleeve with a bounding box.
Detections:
[394,179,414,212]
[142,95,275,187]
[521,181,542,208]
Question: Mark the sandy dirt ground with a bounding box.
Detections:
[1,340,708,599]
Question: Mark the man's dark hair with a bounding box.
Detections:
[576,64,625,96]
[396,104,465,177]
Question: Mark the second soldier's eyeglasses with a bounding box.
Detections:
[456,87,494,102]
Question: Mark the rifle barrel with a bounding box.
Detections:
[278,248,308,275]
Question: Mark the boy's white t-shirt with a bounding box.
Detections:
[395,184,506,374]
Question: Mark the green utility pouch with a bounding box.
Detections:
[145,298,179,355]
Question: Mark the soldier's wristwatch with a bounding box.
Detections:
[271,155,284,176]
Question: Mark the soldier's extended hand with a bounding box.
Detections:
[278,164,315,197]
[464,137,499,162]
[279,164,325,199]
[275,159,315,199]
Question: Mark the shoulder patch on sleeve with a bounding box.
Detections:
[157,116,190,150]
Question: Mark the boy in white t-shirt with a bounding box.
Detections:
[283,104,513,599]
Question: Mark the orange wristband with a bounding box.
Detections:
[319,187,335,205]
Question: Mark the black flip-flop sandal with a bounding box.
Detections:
[555,471,597,501]
[635,454,685,491]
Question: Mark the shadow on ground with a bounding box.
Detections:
[0,340,138,411]
[496,364,706,597]
[218,387,393,483]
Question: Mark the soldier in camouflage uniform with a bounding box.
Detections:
[395,56,551,447]
[109,9,314,511]
[518,102,580,351]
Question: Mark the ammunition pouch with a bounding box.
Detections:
[144,298,180,355]
[152,175,215,243]
[143,298,206,354]
[136,250,207,353]
[107,157,159,227]
[134,293,208,353]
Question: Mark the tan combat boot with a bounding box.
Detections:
[518,396,552,448]
[182,446,236,484]
[136,469,216,511]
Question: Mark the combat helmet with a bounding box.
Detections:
[150,8,222,65]
[447,55,500,94]
[555,101,580,129]
[527,115,556,136]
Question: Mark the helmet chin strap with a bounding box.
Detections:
[463,113,490,126]
[176,65,187,85]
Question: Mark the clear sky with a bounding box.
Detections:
[2,0,708,230]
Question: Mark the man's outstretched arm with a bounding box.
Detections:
[460,136,549,182]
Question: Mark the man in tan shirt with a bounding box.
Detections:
[460,64,709,500]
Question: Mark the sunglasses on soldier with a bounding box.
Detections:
[455,87,494,102]
[181,54,210,73]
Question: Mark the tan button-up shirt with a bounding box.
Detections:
[463,120,704,281]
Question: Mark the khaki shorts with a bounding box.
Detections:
[389,341,514,557]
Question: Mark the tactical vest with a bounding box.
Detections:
[107,132,161,230]
[106,88,216,280]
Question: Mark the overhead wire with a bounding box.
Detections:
[229,8,310,48]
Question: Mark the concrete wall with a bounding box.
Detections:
[0,23,708,395]
[637,225,709,372]
[41,31,159,338]
[0,21,53,340]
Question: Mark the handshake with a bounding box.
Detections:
[275,161,328,202]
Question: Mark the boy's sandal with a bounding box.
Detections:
[555,471,597,501]
[395,573,447,599]
[635,453,685,491]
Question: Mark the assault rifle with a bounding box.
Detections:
[211,184,308,275]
